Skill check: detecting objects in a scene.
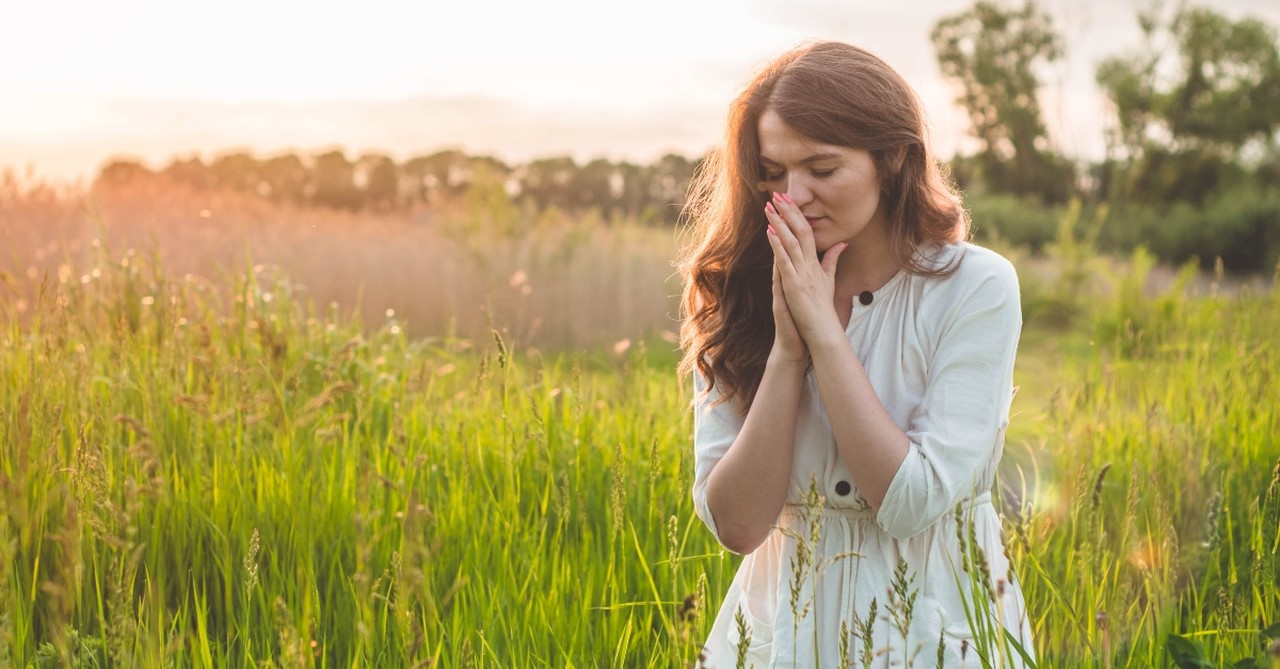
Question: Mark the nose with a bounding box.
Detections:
[784,176,813,205]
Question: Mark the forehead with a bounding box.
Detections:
[757,109,857,163]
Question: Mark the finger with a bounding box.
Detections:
[765,224,799,280]
[772,262,799,321]
[772,192,816,259]
[821,242,848,277]
[765,203,805,266]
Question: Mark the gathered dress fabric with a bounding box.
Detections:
[693,243,1034,668]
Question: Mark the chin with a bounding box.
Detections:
[815,238,841,254]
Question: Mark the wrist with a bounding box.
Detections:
[766,346,809,372]
[801,316,847,353]
[805,327,851,359]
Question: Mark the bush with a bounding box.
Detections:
[967,194,1066,253]
[1103,187,1280,274]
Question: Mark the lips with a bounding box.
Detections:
[804,216,825,225]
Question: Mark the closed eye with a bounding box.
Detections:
[759,168,837,182]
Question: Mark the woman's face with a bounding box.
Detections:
[756,109,887,253]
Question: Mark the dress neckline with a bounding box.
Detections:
[850,266,907,308]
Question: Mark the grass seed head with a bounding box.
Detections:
[733,608,751,669]
[243,528,261,595]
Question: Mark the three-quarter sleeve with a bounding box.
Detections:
[875,257,1022,540]
[691,370,745,547]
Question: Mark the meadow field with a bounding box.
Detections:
[1,178,1279,667]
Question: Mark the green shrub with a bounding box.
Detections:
[968,194,1066,253]
[1103,187,1280,274]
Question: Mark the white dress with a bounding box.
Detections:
[693,243,1034,668]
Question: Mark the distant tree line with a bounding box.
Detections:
[96,2,1280,270]
[929,1,1280,272]
[97,149,701,225]
[932,1,1280,206]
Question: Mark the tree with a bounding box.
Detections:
[161,156,212,189]
[93,146,708,223]
[647,153,699,223]
[570,158,622,214]
[612,161,650,219]
[95,159,153,187]
[354,153,399,210]
[210,152,262,193]
[931,0,1075,202]
[401,150,481,203]
[258,153,309,205]
[311,150,360,210]
[1096,4,1280,203]
[519,156,578,211]
[401,154,441,204]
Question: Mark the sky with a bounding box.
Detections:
[3,0,1279,185]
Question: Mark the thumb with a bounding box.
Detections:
[821,242,848,276]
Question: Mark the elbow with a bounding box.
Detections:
[876,516,933,542]
[873,491,940,541]
[874,443,971,540]
[700,473,777,555]
[715,522,769,555]
[695,487,769,555]
[876,491,969,540]
[701,493,770,554]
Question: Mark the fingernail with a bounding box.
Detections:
[767,225,776,235]
[780,193,793,204]
[765,202,776,215]
[771,191,783,204]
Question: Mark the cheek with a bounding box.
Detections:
[855,181,881,209]
[835,183,877,213]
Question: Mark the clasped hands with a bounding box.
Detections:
[764,192,847,363]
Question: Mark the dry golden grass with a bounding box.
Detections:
[0,172,682,351]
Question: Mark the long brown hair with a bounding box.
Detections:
[678,41,969,413]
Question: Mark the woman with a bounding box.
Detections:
[678,42,1034,667]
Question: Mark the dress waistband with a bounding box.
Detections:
[778,491,993,521]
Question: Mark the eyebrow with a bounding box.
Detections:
[759,152,843,166]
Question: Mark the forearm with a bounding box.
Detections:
[704,351,806,553]
[807,332,910,509]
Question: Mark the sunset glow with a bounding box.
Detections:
[3,0,1277,183]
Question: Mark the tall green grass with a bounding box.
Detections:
[1005,255,1280,667]
[0,245,729,667]
[1,231,1278,666]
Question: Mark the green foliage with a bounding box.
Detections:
[1096,4,1280,203]
[1102,186,1280,274]
[1168,634,1216,669]
[932,1,1075,202]
[968,193,1066,253]
[1006,199,1107,329]
[1167,625,1280,669]
[969,185,1280,276]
